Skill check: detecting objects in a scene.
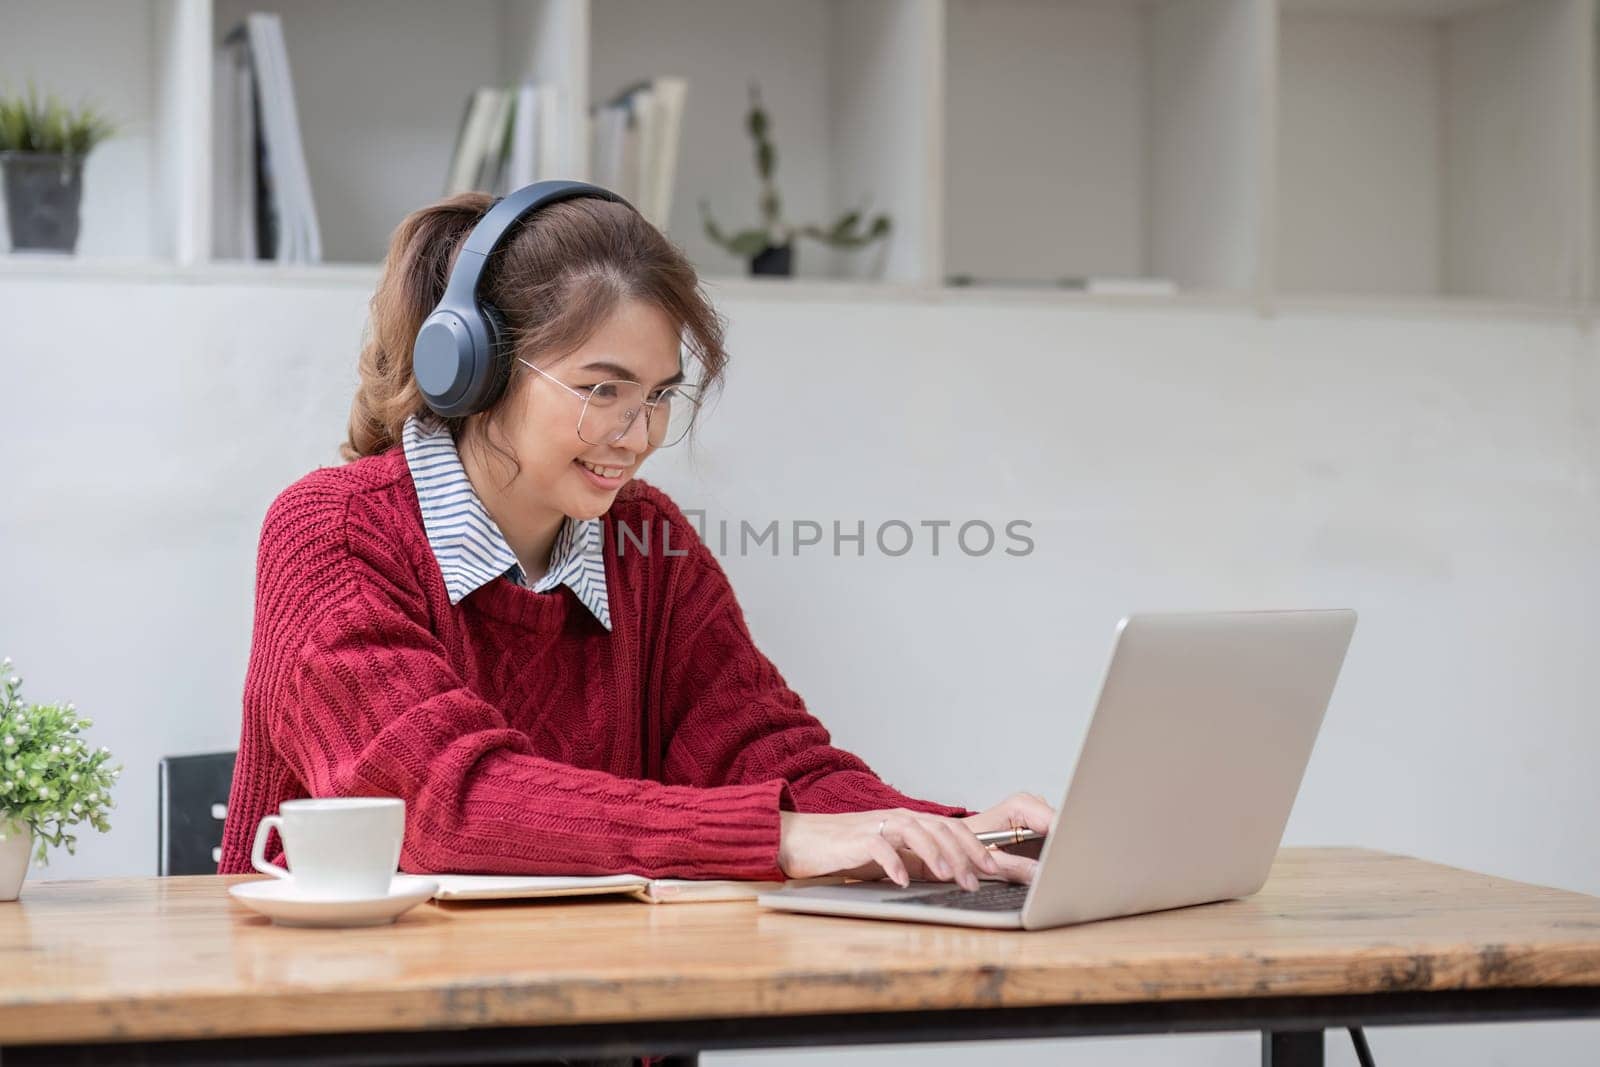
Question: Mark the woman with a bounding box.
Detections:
[218,185,1053,892]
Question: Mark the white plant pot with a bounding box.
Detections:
[0,818,33,901]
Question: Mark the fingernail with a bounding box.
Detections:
[936,860,951,879]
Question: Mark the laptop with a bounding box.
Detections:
[759,609,1357,930]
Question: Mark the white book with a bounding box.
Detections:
[536,85,562,181]
[244,16,290,260]
[506,82,540,190]
[233,55,258,257]
[643,77,687,227]
[1073,276,1179,296]
[607,106,628,189]
[270,15,313,261]
[240,19,281,259]
[445,91,482,195]
[585,114,596,186]
[641,877,847,904]
[212,39,257,259]
[591,105,628,193]
[446,88,499,195]
[274,16,322,262]
[210,44,233,256]
[432,873,647,901]
[476,89,514,193]
[630,86,658,220]
[617,100,642,204]
[430,873,846,904]
[246,14,321,263]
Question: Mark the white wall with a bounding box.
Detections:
[1146,0,1264,293]
[1278,0,1590,303]
[944,0,1146,283]
[944,0,1267,293]
[1278,12,1443,296]
[1441,0,1589,302]
[2,274,1598,1066]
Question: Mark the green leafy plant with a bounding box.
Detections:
[0,659,120,866]
[0,85,117,157]
[701,82,890,261]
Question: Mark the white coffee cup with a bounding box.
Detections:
[251,797,405,900]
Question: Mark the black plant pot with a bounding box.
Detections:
[1,152,85,254]
[749,242,793,277]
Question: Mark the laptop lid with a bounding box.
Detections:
[1021,609,1356,929]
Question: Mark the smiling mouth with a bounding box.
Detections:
[576,459,629,479]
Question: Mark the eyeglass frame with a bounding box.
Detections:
[516,357,701,448]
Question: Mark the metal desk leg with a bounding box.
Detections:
[1262,1029,1324,1067]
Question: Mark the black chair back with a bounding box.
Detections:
[157,751,236,876]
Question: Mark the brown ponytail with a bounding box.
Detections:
[340,191,729,464]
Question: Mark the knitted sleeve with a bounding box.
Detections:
[654,504,976,819]
[255,480,793,880]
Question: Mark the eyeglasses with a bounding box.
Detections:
[518,358,700,449]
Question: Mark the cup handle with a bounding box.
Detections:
[251,815,290,880]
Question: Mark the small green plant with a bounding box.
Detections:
[0,659,120,866]
[700,82,890,261]
[0,84,117,157]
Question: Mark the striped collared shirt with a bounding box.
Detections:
[401,414,611,630]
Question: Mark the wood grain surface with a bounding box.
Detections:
[1,848,1598,1046]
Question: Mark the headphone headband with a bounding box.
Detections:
[413,180,631,418]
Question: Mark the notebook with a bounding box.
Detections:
[430,873,846,905]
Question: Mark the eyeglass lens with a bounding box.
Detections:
[579,381,697,448]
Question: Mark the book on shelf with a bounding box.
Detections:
[446,87,507,195]
[445,83,567,198]
[215,13,322,264]
[213,36,257,259]
[589,101,629,197]
[504,85,538,192]
[946,274,1179,296]
[443,76,686,219]
[589,77,688,227]
[430,872,846,905]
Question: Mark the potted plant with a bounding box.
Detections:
[0,85,117,254]
[700,83,890,277]
[0,660,120,900]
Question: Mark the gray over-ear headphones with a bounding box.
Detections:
[412,180,630,418]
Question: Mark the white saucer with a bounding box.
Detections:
[229,874,440,928]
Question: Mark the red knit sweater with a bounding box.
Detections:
[218,445,971,879]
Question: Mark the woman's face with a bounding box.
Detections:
[488,297,685,521]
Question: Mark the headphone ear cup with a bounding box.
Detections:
[414,308,478,417]
[416,181,627,417]
[477,302,515,409]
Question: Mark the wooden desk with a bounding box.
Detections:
[1,848,1598,1066]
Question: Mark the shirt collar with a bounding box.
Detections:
[401,414,611,630]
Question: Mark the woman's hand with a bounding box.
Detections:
[776,793,1055,891]
[959,791,1055,883]
[959,791,1055,837]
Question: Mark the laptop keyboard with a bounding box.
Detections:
[900,881,1030,912]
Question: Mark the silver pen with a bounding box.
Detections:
[974,827,1044,849]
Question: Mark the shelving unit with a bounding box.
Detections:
[1278,0,1594,307]
[207,0,592,265]
[1,0,1596,316]
[0,0,191,262]
[944,0,1268,297]
[591,0,941,283]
